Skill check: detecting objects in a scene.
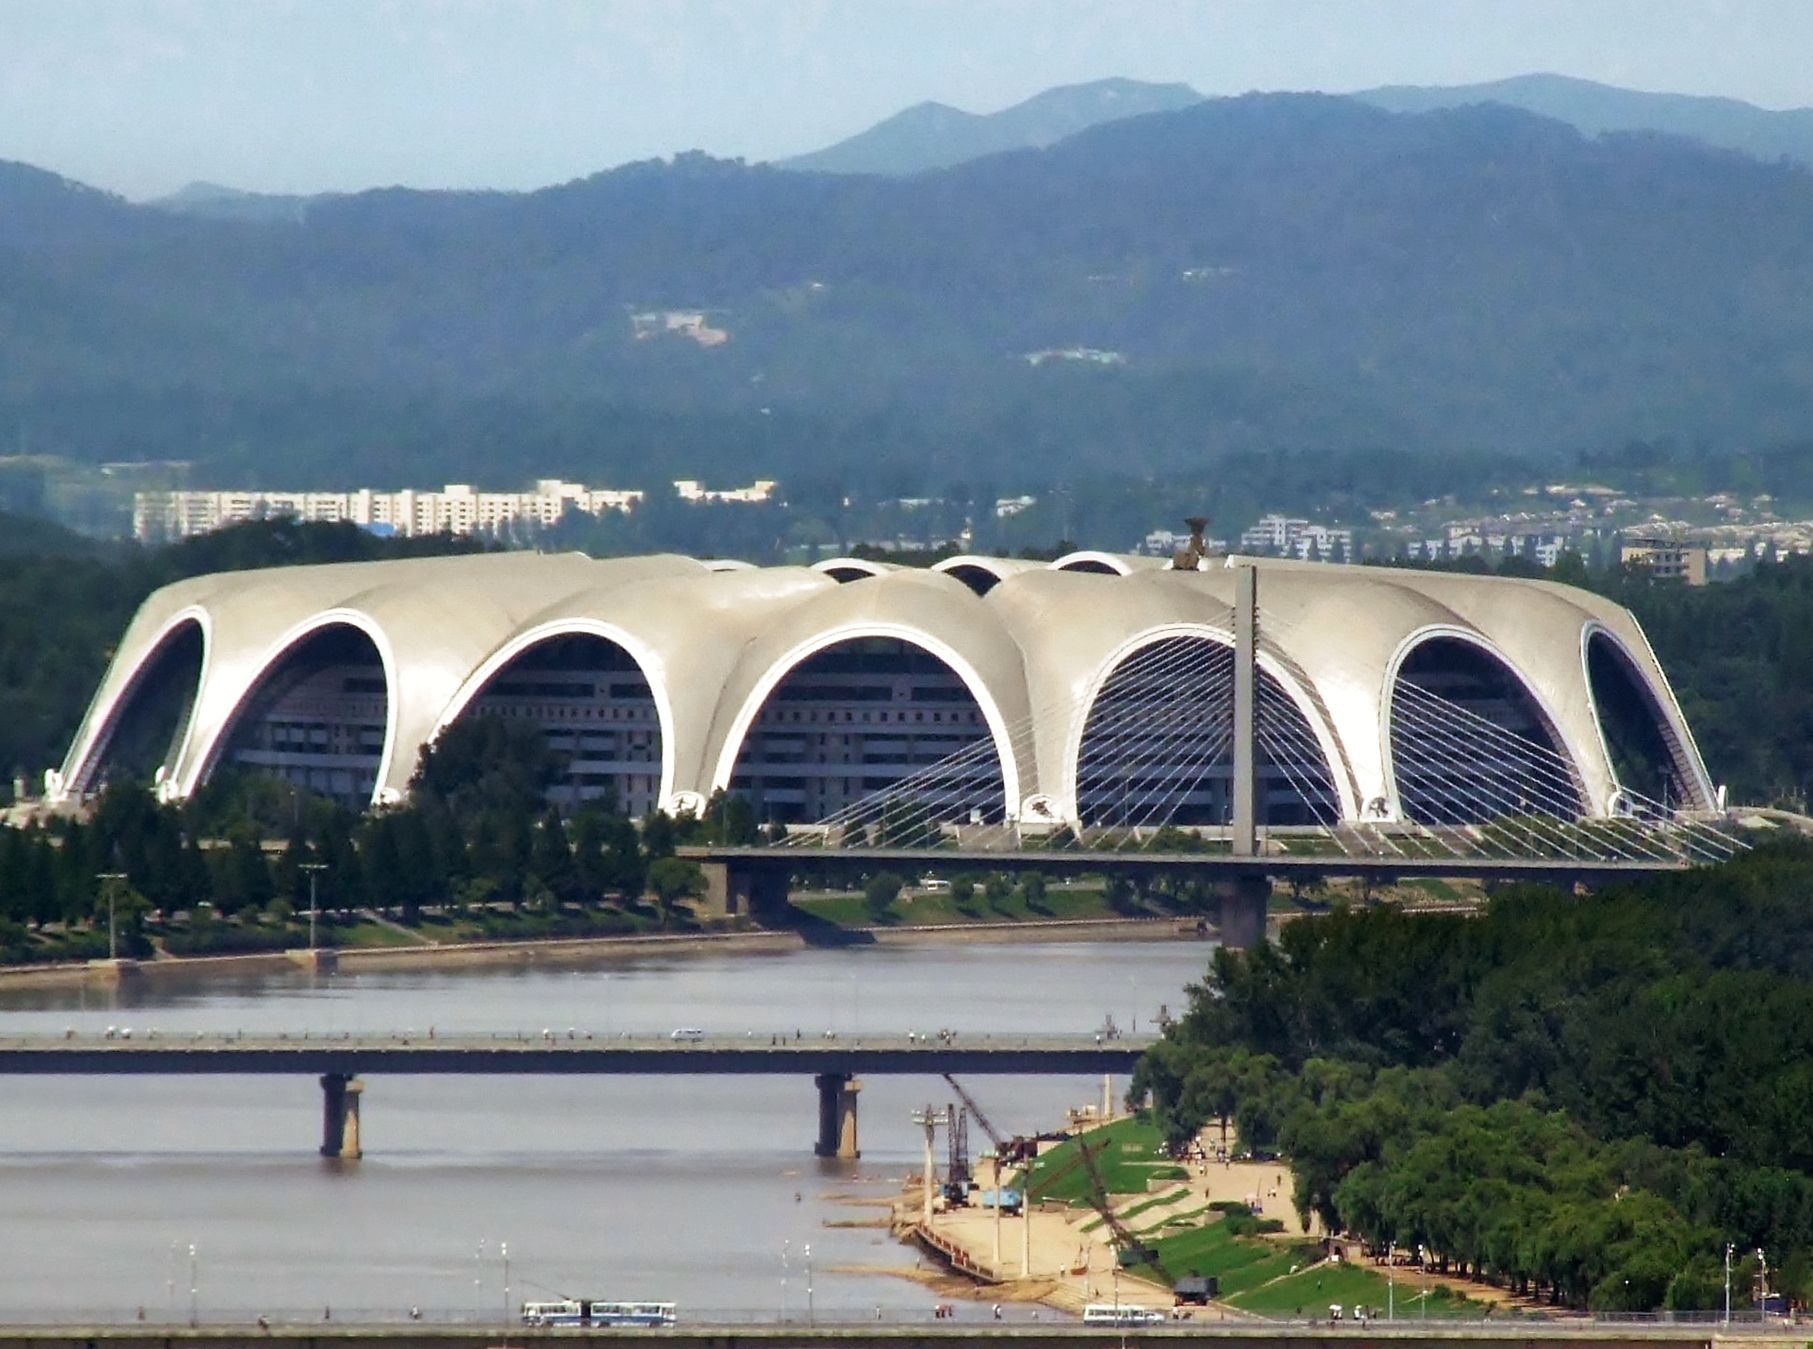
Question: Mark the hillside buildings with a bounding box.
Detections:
[1236,515,1354,561]
[1621,536,1710,585]
[131,478,778,543]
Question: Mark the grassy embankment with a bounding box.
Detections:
[1017,1117,1477,1318]
[6,873,1479,968]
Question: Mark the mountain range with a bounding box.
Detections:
[780,72,1813,177]
[7,87,1813,499]
[776,77,1204,175]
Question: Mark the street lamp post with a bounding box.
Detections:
[1725,1242,1734,1325]
[97,872,127,960]
[805,1242,814,1326]
[781,1239,789,1323]
[300,862,326,951]
[187,1243,197,1327]
[502,1241,510,1322]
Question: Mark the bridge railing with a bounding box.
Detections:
[0,1305,1792,1330]
[0,1029,1159,1052]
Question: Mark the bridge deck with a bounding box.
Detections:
[0,1033,1150,1076]
[685,845,1687,883]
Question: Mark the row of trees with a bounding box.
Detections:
[1131,841,1813,1310]
[0,715,765,959]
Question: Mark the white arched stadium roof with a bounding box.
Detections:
[53,550,1716,821]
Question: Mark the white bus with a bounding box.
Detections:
[585,1301,677,1327]
[520,1300,584,1326]
[1083,1304,1166,1327]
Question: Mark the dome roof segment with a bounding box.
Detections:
[52,550,1715,824]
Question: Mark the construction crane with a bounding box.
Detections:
[942,1072,1038,1165]
[946,1103,971,1190]
[1077,1135,1169,1281]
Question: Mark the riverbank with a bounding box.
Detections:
[889,1111,1496,1323]
[0,914,1200,990]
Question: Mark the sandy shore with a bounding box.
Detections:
[880,1123,1307,1320]
[0,915,1202,991]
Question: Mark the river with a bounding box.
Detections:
[0,938,1215,1321]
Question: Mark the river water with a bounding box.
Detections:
[0,939,1214,1321]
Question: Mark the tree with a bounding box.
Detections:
[529,808,576,906]
[863,870,905,923]
[211,831,272,917]
[601,815,646,901]
[646,857,704,926]
[641,810,678,861]
[701,789,759,846]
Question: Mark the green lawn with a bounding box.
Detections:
[331,919,427,948]
[1016,1117,1186,1205]
[789,884,1118,927]
[1227,1261,1478,1318]
[1144,1218,1311,1292]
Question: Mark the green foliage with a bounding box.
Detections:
[646,856,704,923]
[1138,843,1813,1308]
[863,870,905,922]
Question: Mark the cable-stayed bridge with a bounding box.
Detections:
[687,565,1746,943]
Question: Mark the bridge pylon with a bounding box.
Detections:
[813,1072,860,1159]
[319,1072,363,1159]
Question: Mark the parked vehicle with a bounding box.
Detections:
[1083,1304,1166,1326]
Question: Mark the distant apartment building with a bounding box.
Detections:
[672,479,778,505]
[1621,535,1709,585]
[1021,347,1126,366]
[133,479,647,543]
[1406,529,1574,567]
[630,310,730,346]
[1142,527,1227,557]
[1238,514,1352,562]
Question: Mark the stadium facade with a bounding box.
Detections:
[49,550,1717,829]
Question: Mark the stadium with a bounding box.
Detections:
[49,548,1717,835]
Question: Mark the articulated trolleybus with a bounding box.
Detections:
[520,1300,677,1328]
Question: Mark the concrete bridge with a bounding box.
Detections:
[0,1317,1772,1347]
[690,846,1689,948]
[0,1031,1148,1162]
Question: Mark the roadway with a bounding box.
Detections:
[0,1030,1152,1076]
[687,845,1689,886]
[0,1319,1775,1348]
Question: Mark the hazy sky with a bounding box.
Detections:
[2,0,1808,199]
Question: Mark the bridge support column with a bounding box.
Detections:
[813,1072,860,1159]
[320,1072,363,1159]
[701,861,790,918]
[1215,874,1271,951]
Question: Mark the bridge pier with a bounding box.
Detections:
[319,1073,363,1159]
[813,1072,860,1159]
[700,860,790,918]
[1215,874,1271,950]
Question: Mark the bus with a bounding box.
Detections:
[519,1300,675,1328]
[585,1301,677,1328]
[520,1301,584,1326]
[1082,1304,1166,1327]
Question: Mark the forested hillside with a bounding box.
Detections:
[1134,844,1813,1308]
[7,95,1813,490]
